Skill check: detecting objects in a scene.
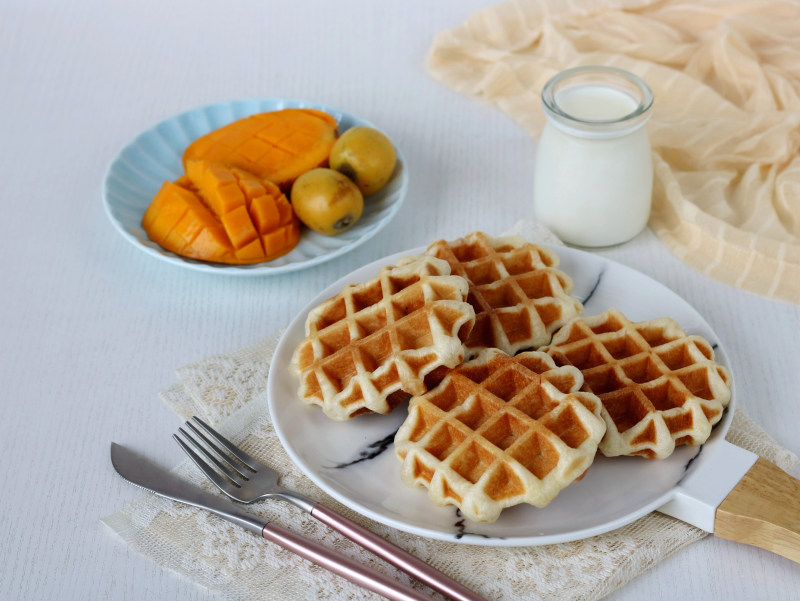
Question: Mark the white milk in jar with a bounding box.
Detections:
[533,66,654,247]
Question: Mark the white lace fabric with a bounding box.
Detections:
[103,222,799,601]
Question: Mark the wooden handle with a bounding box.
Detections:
[715,457,800,563]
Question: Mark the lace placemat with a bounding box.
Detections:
[103,222,799,601]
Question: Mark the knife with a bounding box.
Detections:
[110,443,433,601]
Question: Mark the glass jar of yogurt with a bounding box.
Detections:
[532,66,654,247]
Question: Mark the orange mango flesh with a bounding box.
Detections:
[143,162,300,265]
[182,108,339,191]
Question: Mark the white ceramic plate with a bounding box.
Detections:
[102,98,408,275]
[267,245,735,545]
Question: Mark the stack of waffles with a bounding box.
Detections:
[289,231,732,522]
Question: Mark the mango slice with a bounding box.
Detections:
[143,162,300,265]
[183,108,339,190]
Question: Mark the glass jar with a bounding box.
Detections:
[532,66,654,247]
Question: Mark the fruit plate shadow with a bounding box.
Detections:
[103,98,408,275]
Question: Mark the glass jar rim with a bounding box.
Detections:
[541,66,654,137]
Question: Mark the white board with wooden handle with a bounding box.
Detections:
[659,436,800,563]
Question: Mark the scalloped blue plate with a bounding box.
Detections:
[102,98,408,275]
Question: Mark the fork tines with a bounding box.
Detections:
[174,416,256,489]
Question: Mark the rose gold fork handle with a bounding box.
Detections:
[311,504,487,601]
[262,523,431,601]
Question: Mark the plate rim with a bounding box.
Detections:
[267,243,736,545]
[102,97,408,276]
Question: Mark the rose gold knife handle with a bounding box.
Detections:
[311,504,487,601]
[262,523,431,601]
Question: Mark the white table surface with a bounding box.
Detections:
[2,1,799,599]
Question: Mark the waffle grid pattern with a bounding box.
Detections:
[290,256,476,420]
[544,309,732,459]
[424,231,583,357]
[394,349,606,522]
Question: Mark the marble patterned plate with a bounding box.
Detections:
[102,98,407,275]
[267,244,736,545]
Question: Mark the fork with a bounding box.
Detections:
[174,416,487,601]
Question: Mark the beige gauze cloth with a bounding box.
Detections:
[427,0,800,303]
[103,221,800,601]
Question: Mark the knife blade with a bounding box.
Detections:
[111,442,267,533]
[110,443,432,601]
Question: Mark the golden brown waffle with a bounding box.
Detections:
[290,256,476,421]
[424,231,583,357]
[543,309,732,459]
[394,348,606,522]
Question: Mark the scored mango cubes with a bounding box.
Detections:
[142,161,300,265]
[182,108,338,191]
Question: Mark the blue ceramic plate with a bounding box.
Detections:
[102,98,408,275]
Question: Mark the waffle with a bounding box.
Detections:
[424,231,583,358]
[290,256,476,421]
[394,348,606,522]
[543,309,732,459]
